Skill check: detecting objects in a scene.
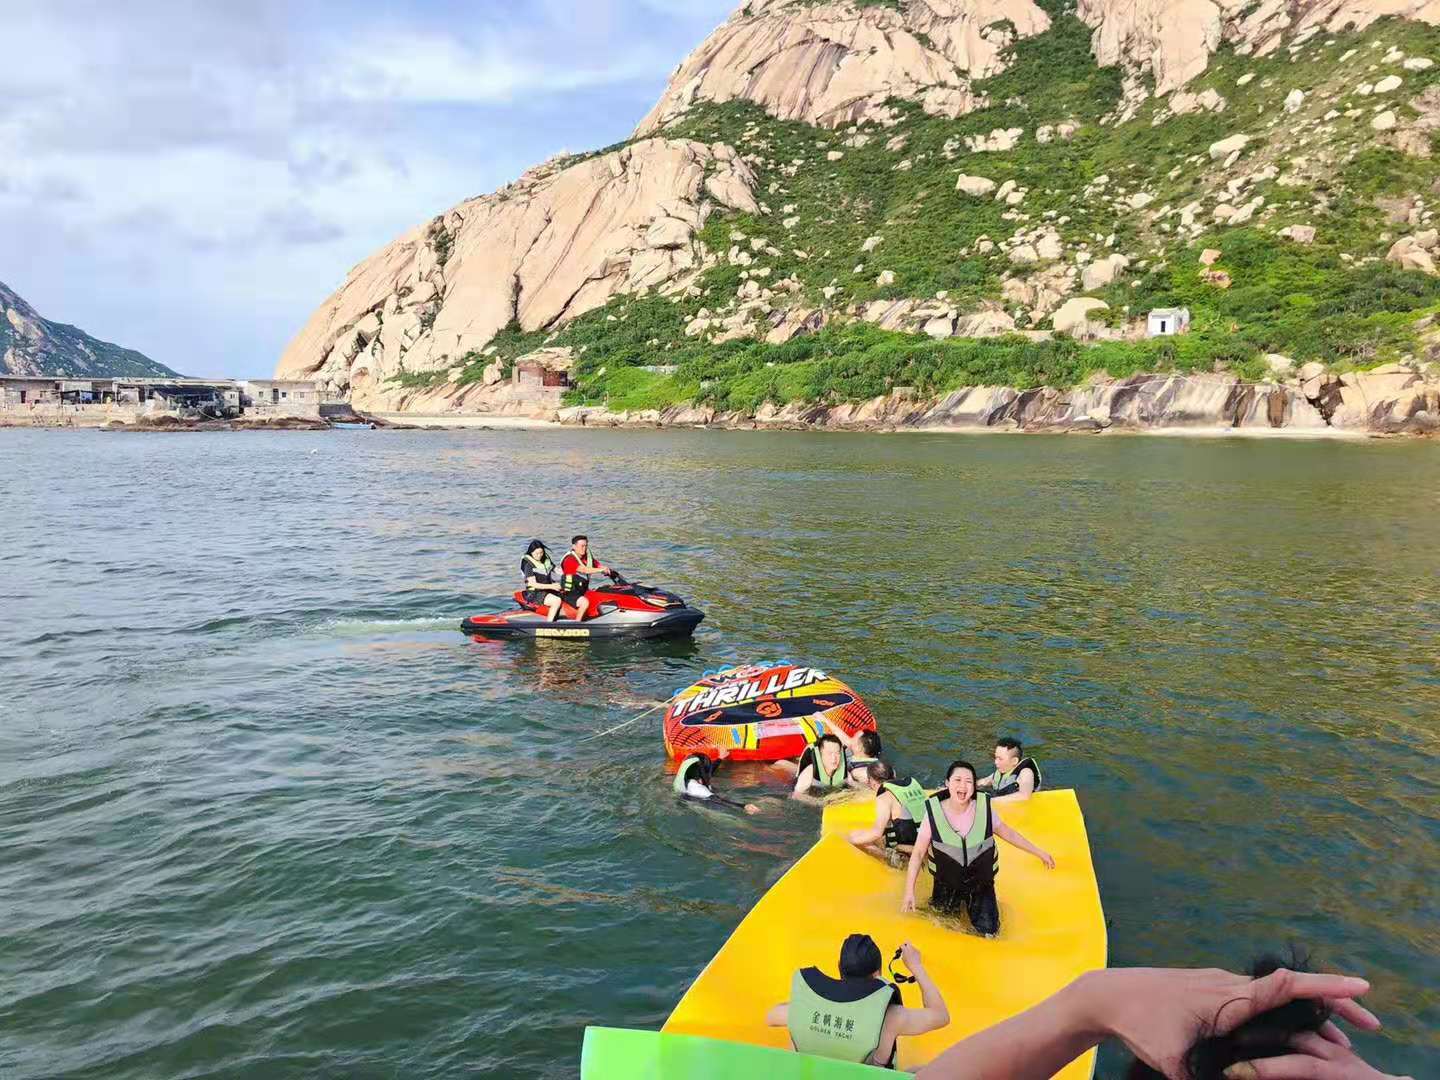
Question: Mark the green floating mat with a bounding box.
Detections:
[580,1027,909,1079]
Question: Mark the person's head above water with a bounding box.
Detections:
[837,933,883,980]
[816,733,844,772]
[865,760,896,790]
[944,759,978,803]
[994,737,1023,773]
[571,534,588,554]
[527,539,548,559]
[858,730,882,758]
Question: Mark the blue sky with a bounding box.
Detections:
[0,0,736,377]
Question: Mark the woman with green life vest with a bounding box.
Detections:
[765,935,949,1069]
[520,540,564,622]
[847,760,929,857]
[901,760,1056,937]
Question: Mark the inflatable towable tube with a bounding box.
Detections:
[663,663,877,763]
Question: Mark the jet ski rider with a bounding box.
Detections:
[521,540,565,622]
[559,535,611,622]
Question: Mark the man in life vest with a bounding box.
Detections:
[790,733,850,803]
[520,540,564,621]
[765,935,949,1069]
[976,737,1043,803]
[673,749,761,815]
[772,726,880,788]
[558,535,611,622]
[846,761,929,857]
[902,760,1054,937]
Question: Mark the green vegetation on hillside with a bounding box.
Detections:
[405,13,1440,413]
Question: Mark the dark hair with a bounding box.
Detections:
[859,731,882,757]
[1126,951,1330,1080]
[571,534,587,545]
[944,759,978,784]
[526,539,548,557]
[838,933,883,979]
[816,733,843,752]
[996,737,1023,755]
[867,760,896,784]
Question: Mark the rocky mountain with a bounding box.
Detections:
[1,281,177,378]
[278,0,1440,432]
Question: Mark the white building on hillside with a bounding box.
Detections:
[1147,308,1191,337]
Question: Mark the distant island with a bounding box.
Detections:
[1,280,178,379]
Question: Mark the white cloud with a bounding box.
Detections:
[0,0,736,375]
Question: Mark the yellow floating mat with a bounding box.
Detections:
[664,789,1106,1076]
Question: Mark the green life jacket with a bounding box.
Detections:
[988,757,1042,798]
[523,552,555,583]
[562,550,601,592]
[881,778,928,824]
[786,968,897,1066]
[925,792,995,869]
[807,746,849,791]
[672,754,710,795]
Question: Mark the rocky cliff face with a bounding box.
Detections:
[279,0,1440,433]
[1,281,176,378]
[279,139,756,409]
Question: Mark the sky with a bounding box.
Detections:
[0,0,737,377]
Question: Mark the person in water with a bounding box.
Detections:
[791,733,851,802]
[976,737,1043,803]
[845,730,884,786]
[772,726,880,787]
[520,540,564,621]
[559,535,610,622]
[673,749,761,815]
[902,760,1055,936]
[765,935,949,1070]
[847,761,929,857]
[910,959,1394,1080]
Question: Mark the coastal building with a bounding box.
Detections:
[1,376,321,422]
[513,361,571,390]
[1146,307,1191,337]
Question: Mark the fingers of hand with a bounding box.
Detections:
[1316,1020,1352,1049]
[1247,970,1374,1025]
[1224,1055,1336,1080]
[1328,997,1381,1032]
[1289,1031,1343,1060]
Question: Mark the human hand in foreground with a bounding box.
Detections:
[899,942,924,972]
[1224,1030,1415,1080]
[1101,967,1380,1080]
[900,889,917,914]
[1037,849,1056,870]
[743,802,761,815]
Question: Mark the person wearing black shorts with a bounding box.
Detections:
[559,535,610,621]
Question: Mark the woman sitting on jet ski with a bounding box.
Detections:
[521,540,565,622]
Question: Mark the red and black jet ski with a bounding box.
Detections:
[460,573,704,641]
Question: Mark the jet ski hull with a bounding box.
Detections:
[461,606,704,641]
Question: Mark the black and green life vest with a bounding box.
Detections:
[847,756,879,781]
[522,551,555,585]
[988,757,1042,798]
[881,779,928,824]
[804,745,849,792]
[925,792,995,871]
[562,551,601,592]
[786,968,898,1067]
[673,754,712,795]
